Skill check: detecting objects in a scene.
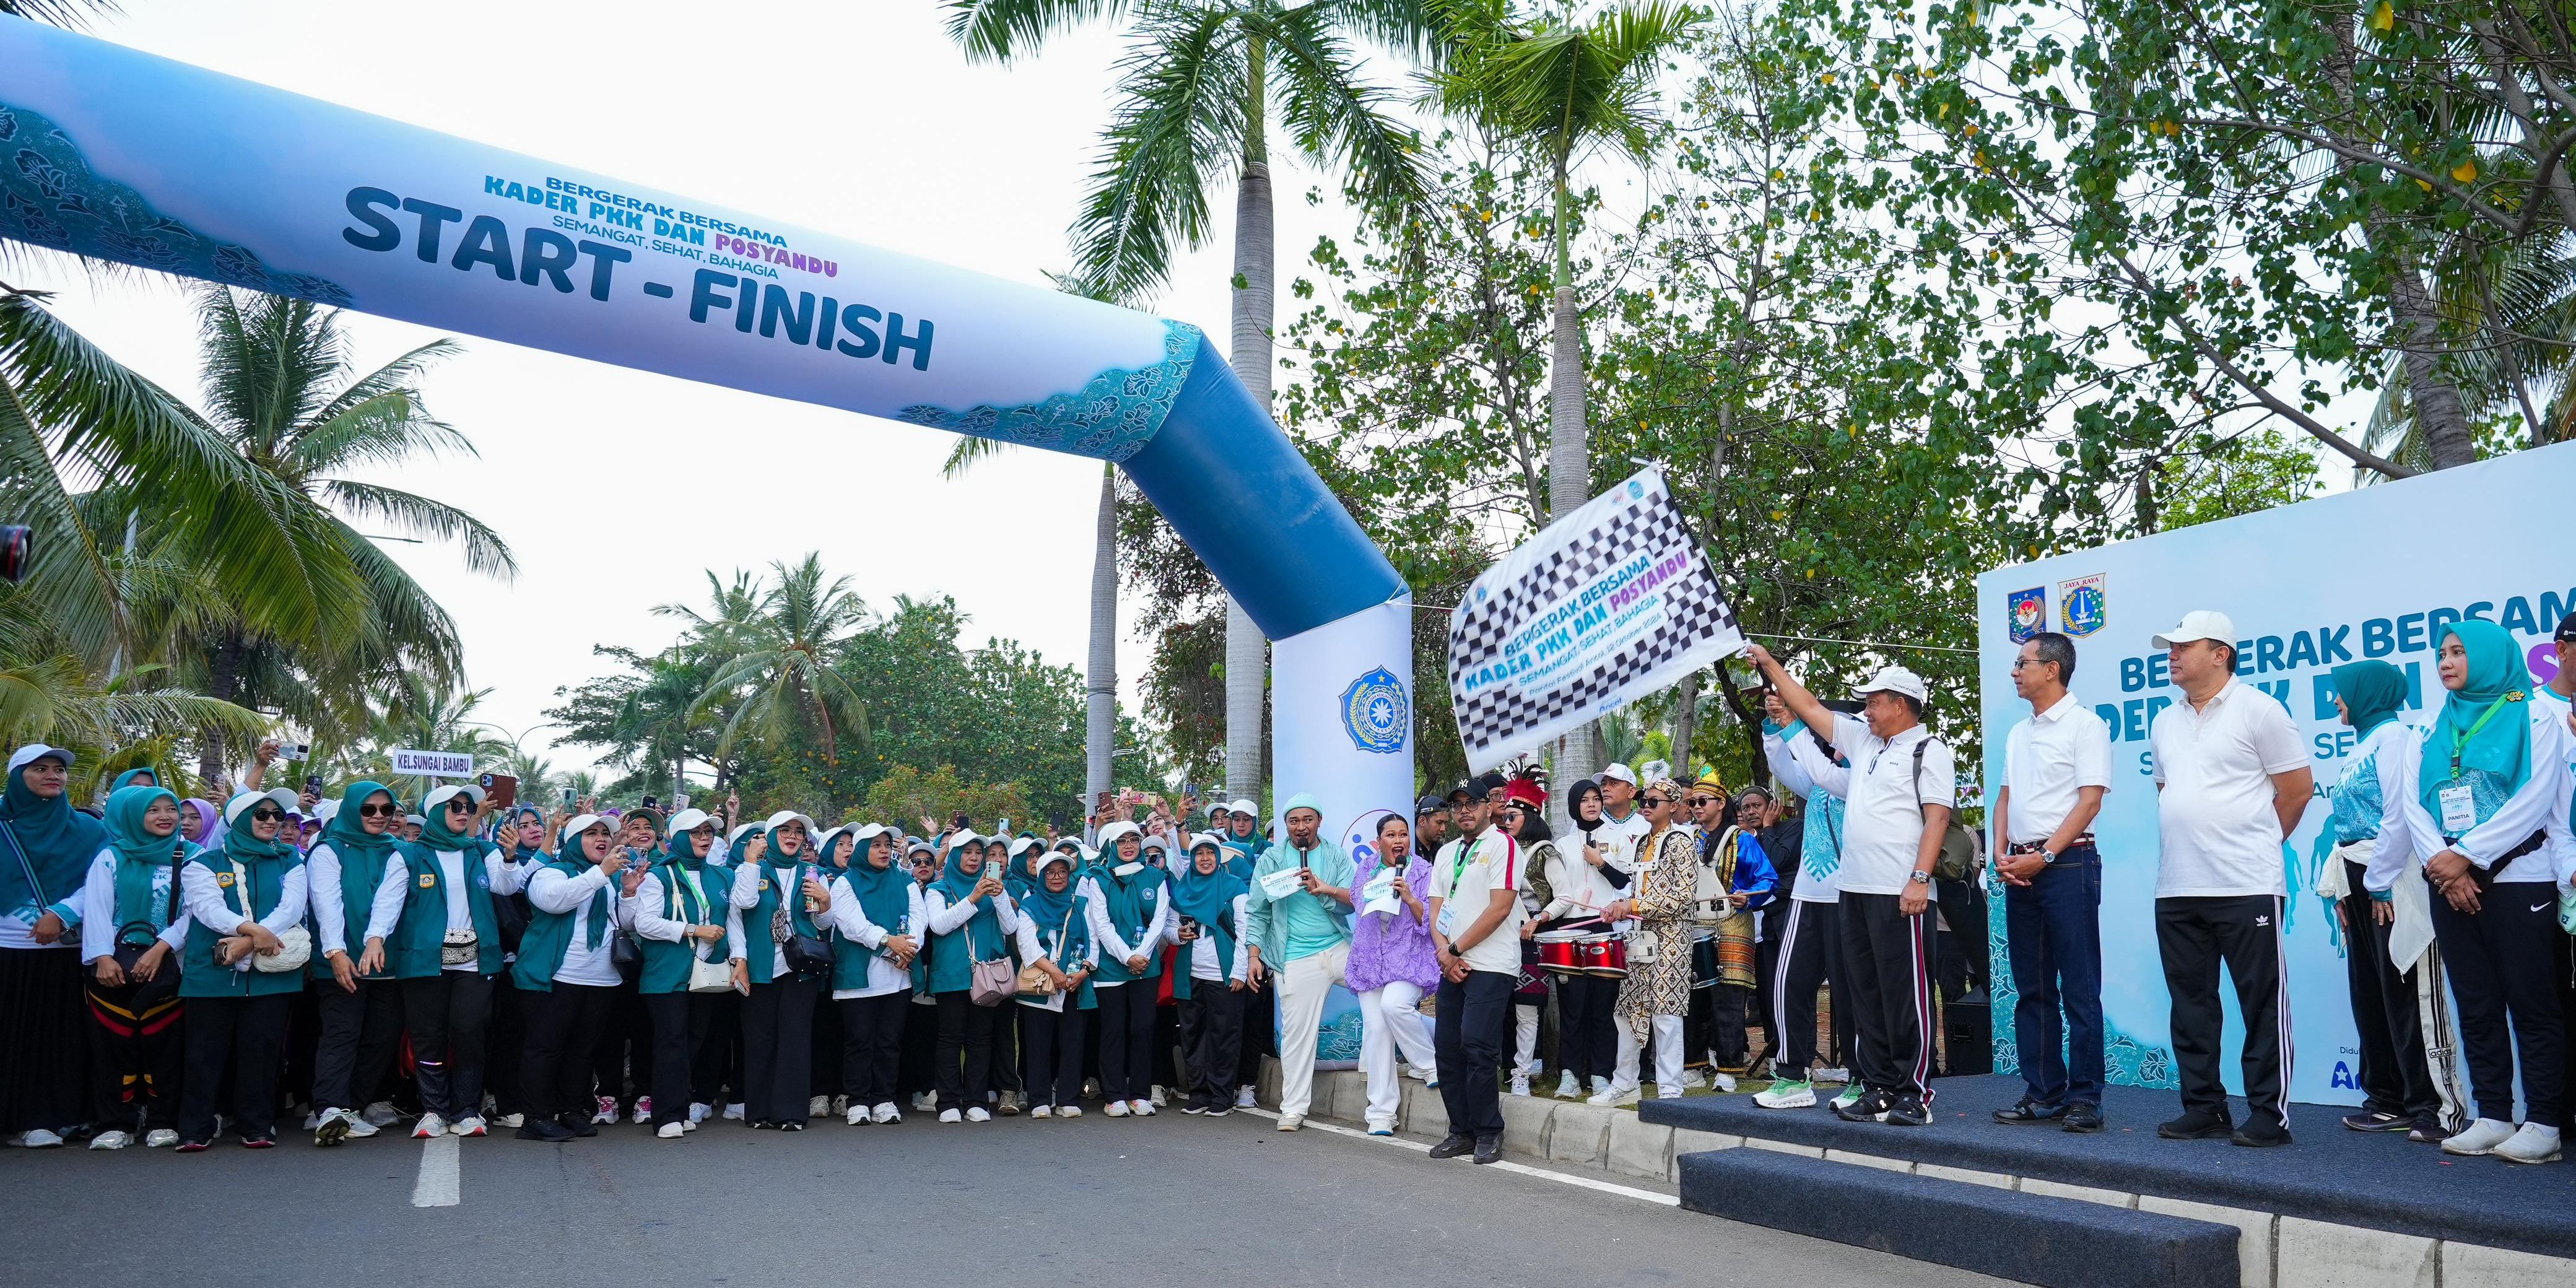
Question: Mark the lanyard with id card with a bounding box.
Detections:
[2438,696,2517,837]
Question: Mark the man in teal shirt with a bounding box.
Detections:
[1246,793,1354,1131]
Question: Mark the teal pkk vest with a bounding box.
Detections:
[312,840,396,982]
[640,863,718,995]
[1169,901,1236,1001]
[742,861,819,986]
[180,851,305,999]
[388,844,503,978]
[510,859,608,991]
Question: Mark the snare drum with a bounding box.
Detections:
[1533,934,1588,975]
[1575,934,1628,978]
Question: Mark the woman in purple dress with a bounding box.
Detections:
[1347,812,1440,1136]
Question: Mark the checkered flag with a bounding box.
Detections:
[1448,468,1745,770]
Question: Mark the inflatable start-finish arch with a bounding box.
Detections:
[0,17,1417,850]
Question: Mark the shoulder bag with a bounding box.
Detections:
[676,871,735,993]
[110,842,186,1007]
[772,865,834,977]
[1016,905,1074,998]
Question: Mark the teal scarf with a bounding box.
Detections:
[556,832,612,950]
[1,758,108,921]
[2416,620,2536,823]
[1168,848,1248,931]
[110,767,161,795]
[932,844,1006,959]
[847,848,913,948]
[2331,659,2409,737]
[103,785,189,934]
[322,781,402,869]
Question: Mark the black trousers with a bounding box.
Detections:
[1933,875,1989,998]
[1022,1003,1086,1108]
[401,971,493,1120]
[1095,980,1157,1101]
[1708,985,1754,1071]
[808,990,843,1103]
[1435,970,1513,1139]
[587,980,647,1108]
[740,976,818,1125]
[1555,972,1619,1083]
[899,997,939,1097]
[520,981,617,1124]
[85,981,182,1133]
[692,989,741,1107]
[1768,899,1837,1081]
[1234,975,1273,1090]
[836,991,907,1107]
[641,991,713,1126]
[2338,860,2438,1120]
[178,994,290,1142]
[934,990,999,1111]
[310,978,404,1112]
[1842,892,1935,1102]
[0,947,90,1135]
[2429,882,2565,1125]
[485,974,529,1117]
[1177,986,1244,1109]
[1154,999,1182,1092]
[993,1003,1024,1095]
[2156,894,2289,1132]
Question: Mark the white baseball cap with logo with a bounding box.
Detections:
[1855,666,1928,705]
[1599,762,1639,787]
[2151,610,2238,651]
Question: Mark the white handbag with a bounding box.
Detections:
[228,859,311,973]
[687,947,735,994]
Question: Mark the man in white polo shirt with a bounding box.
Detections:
[1748,646,1954,1128]
[2146,609,2313,1148]
[1592,764,1652,876]
[1992,630,2113,1134]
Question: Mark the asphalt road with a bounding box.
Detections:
[0,1110,2011,1288]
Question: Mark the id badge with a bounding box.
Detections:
[1437,902,1461,937]
[2437,783,2477,834]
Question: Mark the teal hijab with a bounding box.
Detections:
[508,806,548,863]
[221,797,294,864]
[1168,840,1248,930]
[416,790,482,852]
[932,838,1007,957]
[2331,660,2410,737]
[1,754,108,923]
[554,828,613,950]
[322,781,402,867]
[846,833,913,943]
[2416,620,2536,820]
[103,785,192,934]
[110,767,161,795]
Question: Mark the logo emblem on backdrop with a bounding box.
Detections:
[2007,587,2046,643]
[1339,667,1410,754]
[2060,574,2107,637]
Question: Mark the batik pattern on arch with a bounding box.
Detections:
[0,102,353,306]
[895,319,1203,462]
[1986,891,2179,1090]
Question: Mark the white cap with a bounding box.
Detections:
[764,809,812,835]
[1096,820,1142,847]
[422,783,484,814]
[943,830,985,854]
[849,822,887,845]
[312,799,340,825]
[1600,763,1638,786]
[1207,801,1231,818]
[666,807,713,837]
[1007,836,1039,857]
[222,788,300,828]
[1229,798,1258,817]
[1188,831,1226,852]
[1856,665,1929,705]
[6,744,71,775]
[726,820,763,846]
[560,812,608,840]
[2151,610,2237,651]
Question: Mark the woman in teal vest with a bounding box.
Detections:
[1170,833,1251,1115]
[74,785,199,1149]
[1081,820,1168,1117]
[367,783,519,1139]
[924,832,1018,1122]
[804,824,856,1120]
[510,813,627,1142]
[724,811,825,1129]
[174,788,310,1149]
[308,781,408,1146]
[626,807,729,1139]
[822,824,923,1125]
[1011,847,1095,1117]
[899,837,941,1111]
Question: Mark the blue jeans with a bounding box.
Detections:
[2004,845,2104,1107]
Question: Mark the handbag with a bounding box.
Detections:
[442,927,482,968]
[768,865,833,977]
[256,925,312,974]
[969,954,1017,1007]
[609,931,643,981]
[672,869,736,993]
[109,842,185,1007]
[1016,905,1074,998]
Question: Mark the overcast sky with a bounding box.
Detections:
[22,0,1395,777]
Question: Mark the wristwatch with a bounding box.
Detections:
[1907,871,1932,885]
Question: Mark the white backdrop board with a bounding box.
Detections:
[1974,441,2576,1105]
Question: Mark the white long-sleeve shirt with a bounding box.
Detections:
[2390,705,2572,886]
[925,886,1022,938]
[76,850,194,964]
[823,874,928,999]
[1769,723,1852,903]
[528,862,625,987]
[1183,894,1250,983]
[175,858,310,975]
[725,861,827,980]
[365,848,528,970]
[2339,720,2421,892]
[1539,841,1625,923]
[1077,872,1169,983]
[1011,895,1099,1012]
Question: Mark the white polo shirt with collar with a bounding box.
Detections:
[2003,693,2114,846]
[2148,678,2308,897]
[1829,714,1956,896]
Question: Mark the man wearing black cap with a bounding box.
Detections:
[1414,796,1453,856]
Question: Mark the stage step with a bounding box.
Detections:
[1677,1147,2242,1288]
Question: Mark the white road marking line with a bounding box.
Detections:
[411,1133,460,1208]
[1241,1108,1679,1207]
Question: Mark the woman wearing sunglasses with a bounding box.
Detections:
[173,788,311,1149]
[366,783,521,1139]
[1591,780,1699,1106]
[725,811,824,1129]
[511,814,629,1142]
[307,781,411,1146]
[823,823,923,1125]
[625,808,729,1139]
[76,785,201,1149]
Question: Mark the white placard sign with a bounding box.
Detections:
[391,749,476,779]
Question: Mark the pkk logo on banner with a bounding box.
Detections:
[1446,468,1747,770]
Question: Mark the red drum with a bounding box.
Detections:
[1575,934,1628,979]
[1534,934,1588,974]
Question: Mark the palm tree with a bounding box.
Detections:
[688,554,872,765]
[947,0,1435,804]
[1430,0,1694,790]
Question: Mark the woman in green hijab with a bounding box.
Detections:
[74,785,198,1149]
[2,744,111,1148]
[307,781,409,1146]
[175,788,311,1150]
[2403,620,2572,1164]
[2323,661,2443,1139]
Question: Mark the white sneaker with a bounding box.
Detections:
[830,1095,847,1115]
[1713,1073,1738,1093]
[2445,1117,2518,1156]
[1030,1105,1052,1119]
[1365,1118,1395,1136]
[871,1102,901,1125]
[1057,1105,1082,1119]
[412,1113,446,1139]
[9,1128,62,1148]
[1509,1074,1531,1097]
[846,1105,868,1126]
[938,1108,962,1124]
[1658,1084,1686,1099]
[1556,1071,1581,1099]
[1150,1086,1168,1107]
[1586,1084,1641,1107]
[681,1118,697,1133]
[689,1102,712,1124]
[809,1094,830,1116]
[1590,1076,1612,1098]
[89,1129,133,1151]
[492,1113,524,1129]
[657,1121,685,1139]
[2496,1122,2563,1164]
[634,1096,652,1121]
[313,1107,359,1146]
[1103,1100,1130,1118]
[1754,1079,1817,1109]
[1403,1063,1432,1082]
[1681,1068,1708,1089]
[1131,1099,1155,1116]
[1812,1066,1850,1085]
[450,1115,487,1137]
[1277,1113,1303,1131]
[1236,1086,1257,1109]
[724,1102,746,1121]
[910,1092,937,1113]
[966,1107,991,1123]
[144,1128,178,1148]
[302,1110,321,1131]
[593,1097,619,1125]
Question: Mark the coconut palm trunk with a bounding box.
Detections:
[1546,155,1599,801]
[1224,40,1275,807]
[1087,461,1119,819]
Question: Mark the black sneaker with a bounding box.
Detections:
[2406,1116,2452,1144]
[2157,1108,2233,1140]
[1994,1099,2066,1125]
[2341,1110,2408,1133]
[1834,1089,1892,1123]
[559,1112,599,1139]
[2061,1102,2104,1133]
[1203,1105,1231,1118]
[1472,1134,1503,1164]
[516,1117,574,1142]
[1884,1096,1932,1127]
[2230,1123,2293,1149]
[778,1121,805,1132]
[1427,1134,1476,1159]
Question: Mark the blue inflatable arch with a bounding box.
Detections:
[0,17,1417,846]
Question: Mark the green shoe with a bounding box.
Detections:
[1754,1079,1816,1110]
[1831,1086,1864,1110]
